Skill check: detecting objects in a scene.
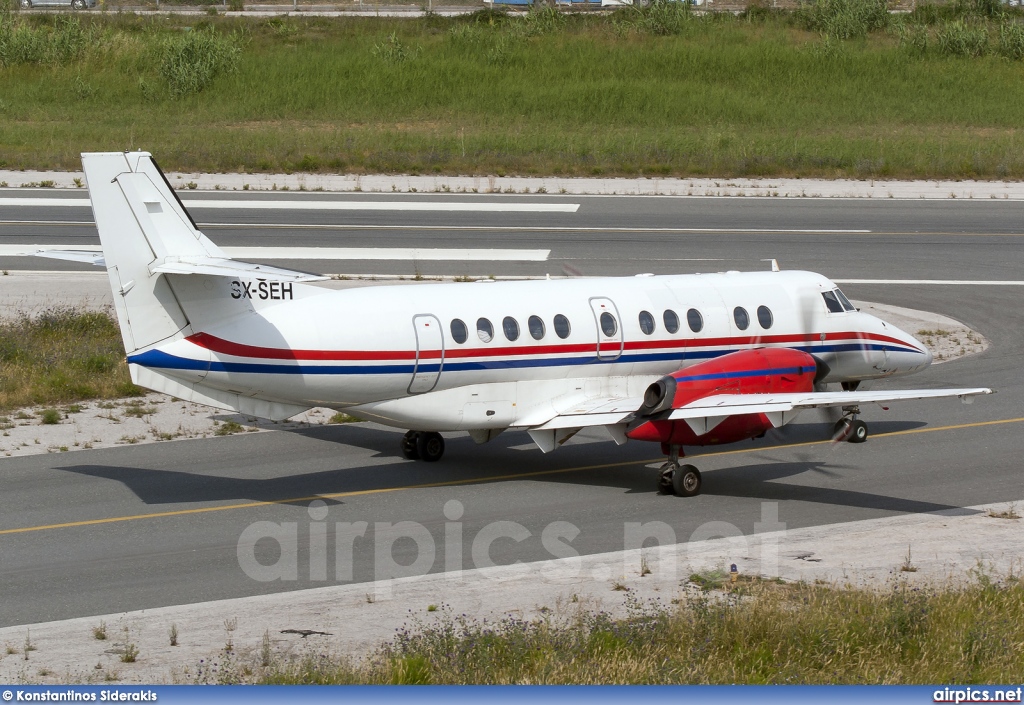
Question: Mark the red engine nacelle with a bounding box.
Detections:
[626,348,820,449]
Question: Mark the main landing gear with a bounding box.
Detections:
[401,430,445,462]
[657,446,702,497]
[833,406,869,444]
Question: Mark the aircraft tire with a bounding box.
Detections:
[672,464,702,497]
[416,432,445,462]
[401,431,420,460]
[848,419,868,443]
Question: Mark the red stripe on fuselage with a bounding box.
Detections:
[184,330,920,362]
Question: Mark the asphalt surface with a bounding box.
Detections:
[2,190,1023,278]
[0,191,1020,628]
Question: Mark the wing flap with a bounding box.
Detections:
[668,387,993,420]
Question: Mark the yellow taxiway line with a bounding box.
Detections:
[2,416,1022,537]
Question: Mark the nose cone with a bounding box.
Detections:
[891,325,932,375]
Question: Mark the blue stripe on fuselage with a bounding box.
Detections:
[128,343,921,377]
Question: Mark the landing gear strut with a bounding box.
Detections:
[657,445,703,497]
[833,407,868,444]
[400,431,445,462]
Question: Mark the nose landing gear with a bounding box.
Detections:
[400,431,445,462]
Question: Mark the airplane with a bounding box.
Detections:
[38,151,993,497]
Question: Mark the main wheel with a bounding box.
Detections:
[672,464,702,497]
[848,419,868,443]
[657,462,676,495]
[20,0,32,8]
[416,431,445,462]
[400,431,420,460]
[71,0,86,8]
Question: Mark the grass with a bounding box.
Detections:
[329,412,363,424]
[234,575,1024,684]
[2,5,1024,179]
[987,504,1021,520]
[0,308,142,413]
[214,420,245,435]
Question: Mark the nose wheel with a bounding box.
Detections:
[400,431,445,462]
[657,461,702,497]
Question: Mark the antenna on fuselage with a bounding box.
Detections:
[761,258,781,272]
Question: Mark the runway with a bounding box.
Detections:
[2,190,1023,279]
[0,189,1020,628]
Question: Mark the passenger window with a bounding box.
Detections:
[834,289,857,312]
[686,308,703,333]
[553,314,571,339]
[663,309,680,334]
[528,315,545,340]
[734,306,750,331]
[638,310,655,335]
[600,312,618,337]
[503,316,520,342]
[757,305,773,329]
[477,317,494,343]
[821,291,844,314]
[450,318,468,344]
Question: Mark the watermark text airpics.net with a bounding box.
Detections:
[236,499,787,599]
[934,687,1023,703]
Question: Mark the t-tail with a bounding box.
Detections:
[81,151,326,419]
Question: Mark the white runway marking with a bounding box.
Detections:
[0,218,870,234]
[0,198,580,213]
[834,279,1024,286]
[223,247,550,261]
[0,244,550,262]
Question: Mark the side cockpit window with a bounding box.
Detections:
[834,288,857,312]
[821,290,845,314]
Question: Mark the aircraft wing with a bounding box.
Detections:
[523,387,992,451]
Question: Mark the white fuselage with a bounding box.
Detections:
[131,270,930,432]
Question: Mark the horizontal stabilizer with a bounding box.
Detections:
[31,248,105,266]
[26,246,326,282]
[28,249,327,282]
[150,257,328,282]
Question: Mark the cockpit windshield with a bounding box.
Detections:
[822,288,857,313]
[822,290,844,313]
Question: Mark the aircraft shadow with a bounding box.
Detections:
[56,413,970,519]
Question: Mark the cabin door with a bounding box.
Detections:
[589,297,624,361]
[409,314,444,394]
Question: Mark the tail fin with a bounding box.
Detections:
[83,151,224,353]
[83,151,326,354]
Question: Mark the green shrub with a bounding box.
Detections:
[955,0,1003,19]
[937,20,989,56]
[997,20,1024,59]
[160,27,242,98]
[371,32,417,63]
[38,408,61,425]
[613,0,693,36]
[797,0,889,40]
[899,23,930,55]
